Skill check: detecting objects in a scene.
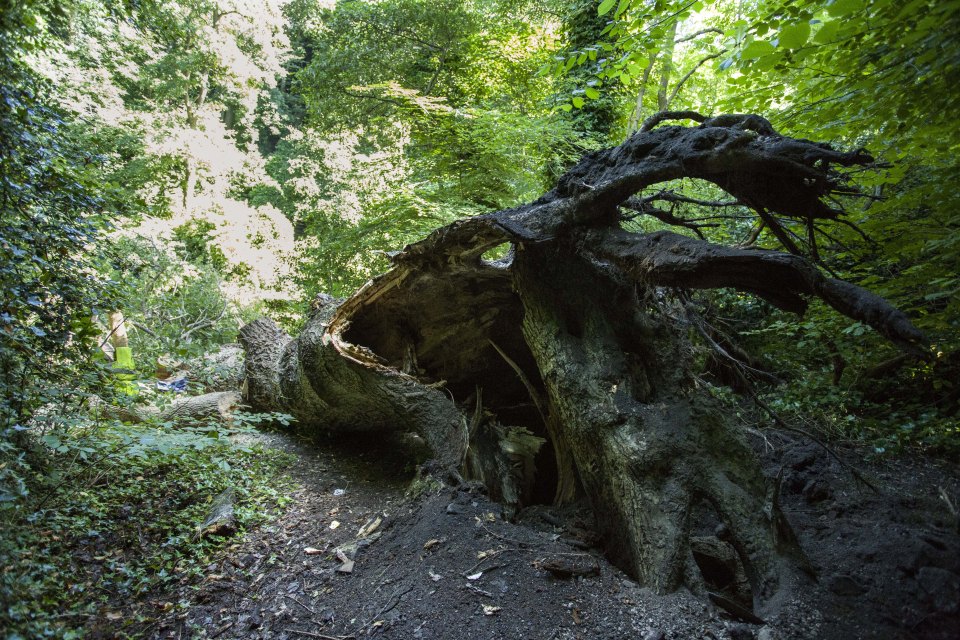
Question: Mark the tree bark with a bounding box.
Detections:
[238,298,468,468]
[160,390,241,424]
[239,114,926,611]
[513,240,795,601]
[93,390,242,425]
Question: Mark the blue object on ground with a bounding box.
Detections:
[157,377,188,393]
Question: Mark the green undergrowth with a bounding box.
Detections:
[0,417,297,639]
[704,370,958,459]
[757,375,959,456]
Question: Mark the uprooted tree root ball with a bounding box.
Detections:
[239,114,927,619]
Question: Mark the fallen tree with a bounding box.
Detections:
[92,390,242,425]
[239,113,926,616]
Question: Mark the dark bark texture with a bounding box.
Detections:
[239,114,925,615]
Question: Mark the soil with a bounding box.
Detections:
[138,429,960,640]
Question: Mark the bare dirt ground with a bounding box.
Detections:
[137,429,960,640]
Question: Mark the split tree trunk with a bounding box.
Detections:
[238,114,926,613]
[239,298,468,467]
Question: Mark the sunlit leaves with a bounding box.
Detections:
[0,1,178,439]
[813,19,839,43]
[741,39,775,59]
[267,0,597,298]
[777,21,810,48]
[826,0,865,17]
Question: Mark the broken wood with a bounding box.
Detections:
[537,553,601,579]
[94,391,242,426]
[239,113,926,615]
[197,488,236,540]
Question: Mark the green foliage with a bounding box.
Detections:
[0,0,126,436]
[716,0,960,158]
[0,412,296,639]
[541,0,960,448]
[258,0,597,300]
[172,219,229,271]
[292,0,484,130]
[112,236,242,365]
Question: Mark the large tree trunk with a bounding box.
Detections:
[514,240,794,602]
[239,114,926,613]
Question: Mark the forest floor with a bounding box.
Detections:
[126,428,960,640]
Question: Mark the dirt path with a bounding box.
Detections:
[144,430,960,640]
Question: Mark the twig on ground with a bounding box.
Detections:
[290,630,350,640]
[351,585,413,637]
[285,594,317,615]
[462,583,494,598]
[480,523,533,548]
[939,486,959,532]
[463,548,515,577]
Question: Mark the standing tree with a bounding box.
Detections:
[239,113,926,615]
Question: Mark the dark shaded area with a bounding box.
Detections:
[141,430,960,640]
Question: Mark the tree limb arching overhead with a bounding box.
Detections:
[240,113,926,616]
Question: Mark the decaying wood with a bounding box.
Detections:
[239,113,926,614]
[159,390,241,424]
[94,391,242,425]
[537,553,601,579]
[238,311,468,467]
[197,488,236,539]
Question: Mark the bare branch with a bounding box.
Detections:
[756,208,803,255]
[582,228,927,355]
[181,302,228,342]
[675,27,724,43]
[641,190,742,208]
[620,197,715,239]
[806,217,820,262]
[667,51,724,106]
[129,320,158,338]
[639,110,708,133]
[836,217,879,247]
[739,221,765,247]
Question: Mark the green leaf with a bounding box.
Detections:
[572,97,585,109]
[41,434,61,449]
[585,87,600,100]
[778,22,810,48]
[753,54,780,71]
[741,40,776,60]
[814,20,840,44]
[827,0,864,17]
[598,0,616,16]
